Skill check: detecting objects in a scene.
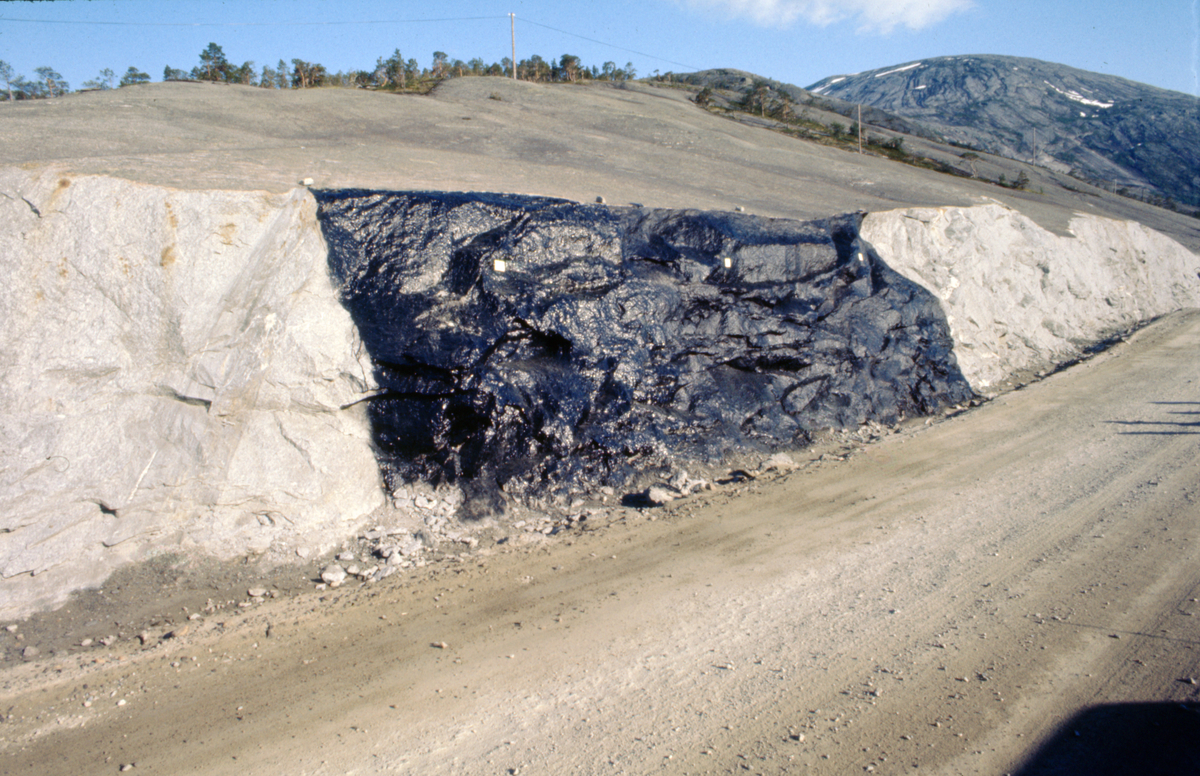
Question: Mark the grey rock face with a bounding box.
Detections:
[808,55,1200,207]
[316,190,973,508]
[0,170,384,619]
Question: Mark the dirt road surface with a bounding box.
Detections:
[3,310,1199,775]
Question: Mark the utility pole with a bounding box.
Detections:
[857,104,863,154]
[510,13,517,80]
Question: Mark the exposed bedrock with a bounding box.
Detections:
[316,191,974,510]
[8,171,1194,620]
[0,170,383,619]
[863,203,1200,391]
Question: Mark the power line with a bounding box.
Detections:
[0,12,705,72]
[0,15,508,27]
[516,16,701,71]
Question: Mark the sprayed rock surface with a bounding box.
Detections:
[316,190,973,506]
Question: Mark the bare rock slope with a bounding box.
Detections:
[864,203,1200,390]
[0,168,382,618]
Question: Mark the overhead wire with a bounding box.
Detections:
[0,13,703,72]
[0,16,509,27]
[515,16,702,71]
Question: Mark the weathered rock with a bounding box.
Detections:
[863,203,1200,391]
[320,564,347,585]
[316,190,972,508]
[0,169,384,619]
[643,486,679,506]
[759,452,799,472]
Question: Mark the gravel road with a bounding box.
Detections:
[3,310,1197,775]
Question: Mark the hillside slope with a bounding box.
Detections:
[807,54,1200,207]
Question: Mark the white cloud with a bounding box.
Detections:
[684,0,975,34]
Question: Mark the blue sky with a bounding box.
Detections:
[1,0,1197,95]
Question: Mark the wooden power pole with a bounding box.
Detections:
[511,13,517,80]
[857,104,863,153]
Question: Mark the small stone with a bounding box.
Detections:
[188,613,202,621]
[301,177,314,186]
[760,452,797,472]
[21,646,38,658]
[116,698,127,707]
[247,587,268,598]
[431,641,448,649]
[643,486,677,506]
[164,625,189,639]
[80,638,94,647]
[320,564,348,585]
[337,551,356,562]
[595,195,606,204]
[100,635,116,647]
[4,624,17,633]
[120,764,134,772]
[138,632,152,645]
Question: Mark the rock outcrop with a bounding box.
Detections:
[316,190,973,510]
[863,203,1200,390]
[5,170,1197,620]
[0,170,383,619]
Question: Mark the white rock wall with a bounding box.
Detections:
[863,203,1200,391]
[0,170,383,619]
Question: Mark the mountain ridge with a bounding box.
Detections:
[805,54,1200,207]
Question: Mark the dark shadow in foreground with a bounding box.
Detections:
[1014,702,1200,776]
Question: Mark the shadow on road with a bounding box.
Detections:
[1014,702,1200,775]
[1107,401,1200,434]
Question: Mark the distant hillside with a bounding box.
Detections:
[807,55,1200,208]
[673,68,941,141]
